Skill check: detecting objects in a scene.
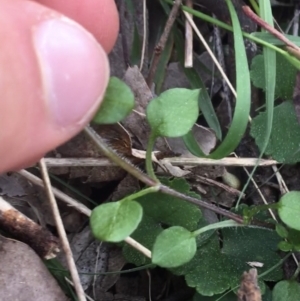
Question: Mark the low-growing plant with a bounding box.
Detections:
[86,0,300,299]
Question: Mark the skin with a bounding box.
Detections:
[0,0,119,173]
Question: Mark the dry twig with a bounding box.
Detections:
[146,0,182,87]
[38,158,86,301]
[184,0,193,67]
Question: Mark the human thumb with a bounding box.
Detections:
[0,0,111,173]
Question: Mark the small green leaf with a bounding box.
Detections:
[93,77,135,124]
[278,191,300,231]
[152,226,196,268]
[90,200,142,242]
[278,241,293,252]
[273,280,300,301]
[276,224,289,238]
[146,88,199,137]
[251,101,300,163]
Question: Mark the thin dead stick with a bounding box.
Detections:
[243,5,300,56]
[17,169,152,259]
[195,175,245,198]
[40,157,278,167]
[42,158,116,167]
[272,165,289,195]
[38,158,86,301]
[161,157,278,167]
[146,0,182,87]
[126,237,151,258]
[0,196,59,259]
[184,0,193,67]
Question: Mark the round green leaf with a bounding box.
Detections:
[152,226,196,268]
[90,200,142,242]
[93,77,135,124]
[277,241,292,252]
[273,280,300,301]
[146,88,199,137]
[278,191,300,231]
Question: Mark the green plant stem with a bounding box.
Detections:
[125,186,160,201]
[145,132,159,181]
[84,125,274,229]
[258,252,292,279]
[192,220,243,237]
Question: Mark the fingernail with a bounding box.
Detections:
[33,18,109,127]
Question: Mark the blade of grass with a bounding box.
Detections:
[184,0,251,159]
[236,0,276,207]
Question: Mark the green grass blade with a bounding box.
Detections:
[184,0,251,158]
[237,0,276,207]
[259,0,276,155]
